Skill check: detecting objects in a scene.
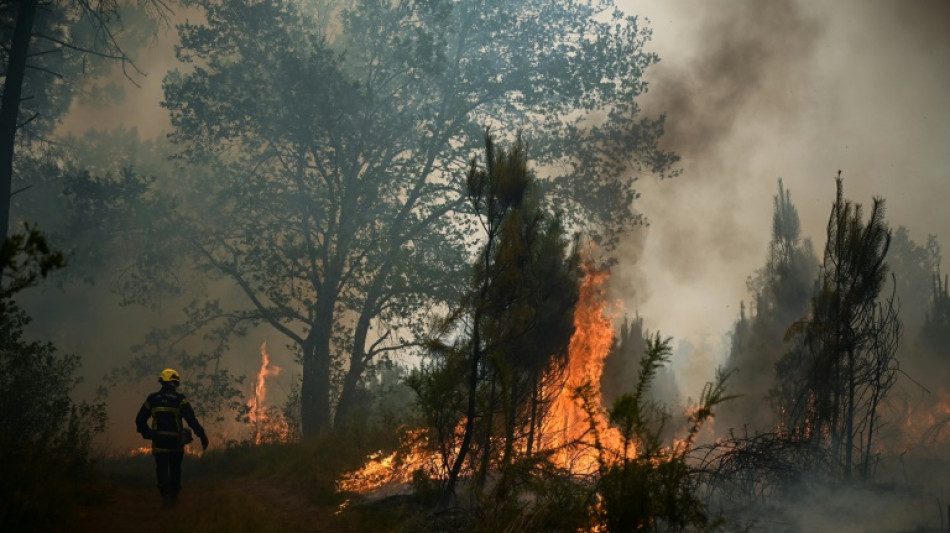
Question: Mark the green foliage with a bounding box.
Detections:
[405,341,468,481]
[156,0,673,436]
[0,224,66,300]
[0,228,105,527]
[410,133,581,502]
[0,300,106,527]
[585,334,731,532]
[607,333,673,459]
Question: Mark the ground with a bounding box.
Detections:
[67,456,350,533]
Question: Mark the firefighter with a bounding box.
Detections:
[135,368,210,507]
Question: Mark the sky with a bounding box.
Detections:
[49,0,950,443]
[609,0,950,394]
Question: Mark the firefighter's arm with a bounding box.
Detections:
[135,402,153,439]
[181,399,209,449]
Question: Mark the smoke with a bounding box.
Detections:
[644,0,820,166]
[18,0,950,459]
[720,479,947,532]
[610,0,950,399]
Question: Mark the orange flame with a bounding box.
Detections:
[339,266,623,494]
[125,445,203,458]
[337,428,447,494]
[248,341,290,444]
[893,388,950,452]
[540,264,624,473]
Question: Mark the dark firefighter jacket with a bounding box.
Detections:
[135,385,207,454]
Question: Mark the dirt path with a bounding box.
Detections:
[68,459,346,532]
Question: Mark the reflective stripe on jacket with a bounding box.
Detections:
[135,385,206,454]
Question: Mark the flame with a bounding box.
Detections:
[338,265,623,494]
[893,388,950,452]
[125,445,204,458]
[539,264,623,473]
[128,446,152,456]
[248,341,291,444]
[337,428,447,494]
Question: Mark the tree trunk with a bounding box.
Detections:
[335,257,397,427]
[845,347,855,480]
[0,0,39,239]
[442,322,480,505]
[334,354,364,428]
[335,293,378,427]
[502,376,517,468]
[301,320,333,438]
[526,370,539,457]
[477,374,498,488]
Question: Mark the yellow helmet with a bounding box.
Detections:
[158,368,181,384]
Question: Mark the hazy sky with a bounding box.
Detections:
[52,0,950,434]
[610,0,950,393]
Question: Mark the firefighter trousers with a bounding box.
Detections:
[153,451,184,502]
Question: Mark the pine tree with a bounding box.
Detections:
[775,174,900,480]
[720,179,816,434]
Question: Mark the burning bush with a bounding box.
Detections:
[334,135,732,531]
[339,268,731,531]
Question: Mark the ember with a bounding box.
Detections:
[895,388,950,452]
[337,428,446,494]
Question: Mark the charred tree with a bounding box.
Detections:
[776,174,900,481]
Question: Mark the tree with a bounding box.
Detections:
[587,334,730,532]
[720,179,817,433]
[886,226,940,331]
[919,270,950,365]
[775,175,900,480]
[0,209,102,528]
[0,0,167,239]
[882,226,942,399]
[157,0,675,437]
[601,313,679,416]
[410,132,580,503]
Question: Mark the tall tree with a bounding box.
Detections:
[0,0,165,239]
[775,175,900,480]
[883,226,941,389]
[887,226,941,331]
[720,179,817,433]
[601,313,678,414]
[920,270,950,362]
[157,0,675,436]
[410,132,580,502]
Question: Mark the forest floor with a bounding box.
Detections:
[66,455,375,533]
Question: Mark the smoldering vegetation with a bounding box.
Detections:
[1,0,949,531]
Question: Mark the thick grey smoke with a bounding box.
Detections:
[605,1,950,526]
[643,0,820,166]
[611,0,950,399]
